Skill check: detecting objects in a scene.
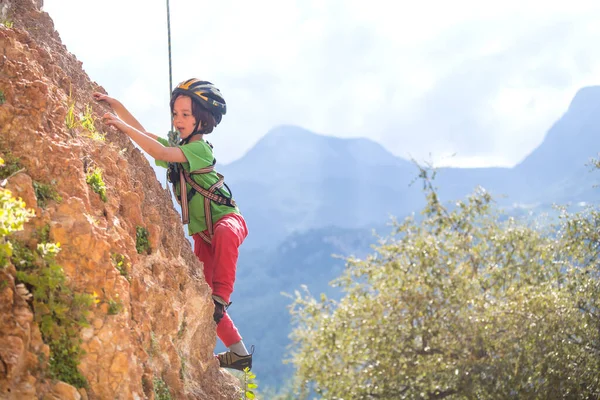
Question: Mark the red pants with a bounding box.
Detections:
[193,213,248,347]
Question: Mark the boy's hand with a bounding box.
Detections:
[93,92,116,106]
[102,112,129,133]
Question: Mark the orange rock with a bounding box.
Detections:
[43,382,81,400]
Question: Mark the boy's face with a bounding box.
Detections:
[172,95,197,137]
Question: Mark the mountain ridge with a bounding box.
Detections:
[216,85,600,248]
[222,85,600,175]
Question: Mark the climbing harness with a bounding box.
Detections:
[167,158,237,244]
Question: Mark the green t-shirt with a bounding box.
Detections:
[155,136,240,236]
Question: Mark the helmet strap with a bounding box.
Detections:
[179,121,204,145]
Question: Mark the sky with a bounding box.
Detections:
[42,0,600,168]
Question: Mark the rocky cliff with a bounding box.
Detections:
[0,0,239,398]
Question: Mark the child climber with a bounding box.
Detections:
[93,78,253,371]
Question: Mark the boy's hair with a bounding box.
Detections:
[170,93,217,134]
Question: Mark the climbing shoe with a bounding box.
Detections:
[217,346,254,372]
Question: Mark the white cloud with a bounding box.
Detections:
[43,0,600,167]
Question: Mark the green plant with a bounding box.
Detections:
[85,167,107,202]
[79,103,95,132]
[0,90,5,105]
[1,20,13,28]
[1,196,89,388]
[111,253,130,279]
[65,89,77,130]
[0,188,34,267]
[241,367,258,400]
[64,94,105,141]
[177,318,187,339]
[153,377,172,400]
[37,223,51,243]
[0,189,34,236]
[107,297,123,315]
[179,353,187,380]
[32,180,62,208]
[0,153,24,181]
[148,331,159,358]
[135,226,151,254]
[80,103,105,142]
[85,130,106,142]
[12,242,94,388]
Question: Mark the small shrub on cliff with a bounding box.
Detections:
[12,241,94,388]
[135,226,151,254]
[80,103,105,142]
[0,90,5,105]
[79,103,95,132]
[111,252,130,280]
[241,368,259,400]
[0,153,24,181]
[179,353,187,380]
[37,223,51,243]
[0,188,34,267]
[177,319,187,339]
[107,297,123,315]
[64,94,105,142]
[1,20,13,28]
[85,167,107,202]
[148,331,159,358]
[153,377,172,400]
[65,93,77,130]
[33,180,62,208]
[0,180,90,388]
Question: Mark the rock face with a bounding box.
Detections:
[0,1,239,399]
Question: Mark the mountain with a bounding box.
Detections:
[511,86,600,203]
[433,86,600,206]
[220,88,600,251]
[219,126,425,249]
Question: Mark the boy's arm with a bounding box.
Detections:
[102,112,187,163]
[93,92,160,140]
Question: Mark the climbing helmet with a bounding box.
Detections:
[171,78,226,125]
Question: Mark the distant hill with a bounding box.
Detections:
[433,86,600,206]
[511,86,600,203]
[220,87,600,249]
[219,125,425,248]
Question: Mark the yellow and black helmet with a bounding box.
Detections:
[171,78,227,124]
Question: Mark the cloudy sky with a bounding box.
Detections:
[43,0,600,167]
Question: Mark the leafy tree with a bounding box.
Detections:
[287,168,600,399]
